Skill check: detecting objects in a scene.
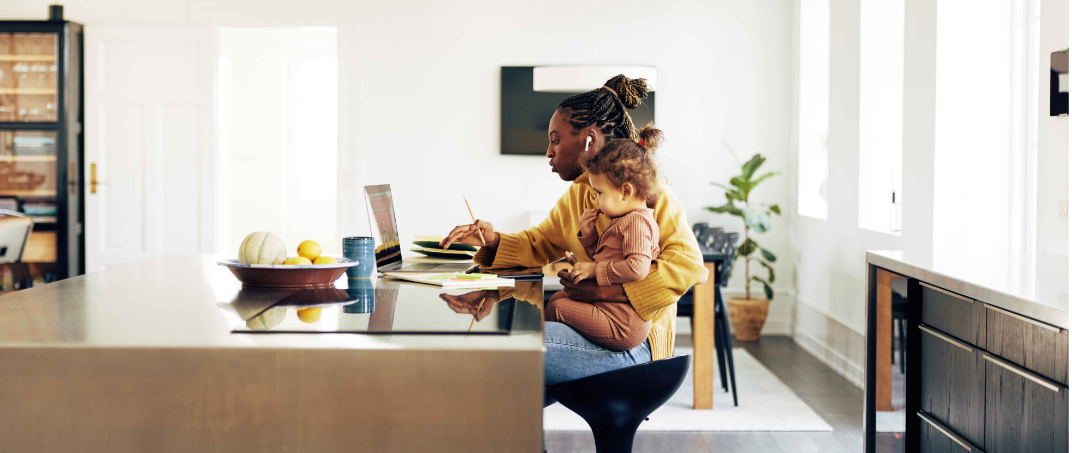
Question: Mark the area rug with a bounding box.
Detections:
[545,348,834,432]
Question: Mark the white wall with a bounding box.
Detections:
[2,0,794,317]
[1038,0,1070,256]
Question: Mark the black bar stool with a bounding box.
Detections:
[546,355,691,453]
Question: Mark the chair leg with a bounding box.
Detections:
[716,289,738,407]
[589,416,643,453]
[713,306,728,392]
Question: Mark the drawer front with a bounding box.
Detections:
[919,325,985,449]
[920,283,985,347]
[985,304,1069,385]
[919,411,983,453]
[984,354,1069,453]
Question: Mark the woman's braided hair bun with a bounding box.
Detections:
[604,74,650,109]
[557,74,652,141]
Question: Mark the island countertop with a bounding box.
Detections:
[866,250,1069,329]
[0,254,543,350]
[0,255,544,452]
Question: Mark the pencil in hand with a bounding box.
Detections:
[463,195,487,246]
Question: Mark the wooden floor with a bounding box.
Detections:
[546,335,905,453]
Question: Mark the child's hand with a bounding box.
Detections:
[571,262,597,283]
[579,209,600,236]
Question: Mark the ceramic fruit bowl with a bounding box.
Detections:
[218,257,359,288]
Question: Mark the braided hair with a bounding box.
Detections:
[557,74,650,141]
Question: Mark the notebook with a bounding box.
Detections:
[382,272,515,288]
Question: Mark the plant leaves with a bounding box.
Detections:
[705,201,742,217]
[760,247,776,262]
[741,208,771,233]
[769,204,781,215]
[741,154,765,179]
[750,171,781,187]
[730,176,756,200]
[711,182,735,192]
[752,258,775,283]
[725,191,744,202]
[738,238,757,257]
[751,276,774,300]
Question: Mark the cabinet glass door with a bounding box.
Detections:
[0,32,58,122]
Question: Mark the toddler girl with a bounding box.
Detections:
[545,125,664,351]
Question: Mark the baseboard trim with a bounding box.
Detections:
[791,329,866,390]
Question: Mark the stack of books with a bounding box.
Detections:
[22,200,56,223]
[11,136,56,156]
[410,236,476,259]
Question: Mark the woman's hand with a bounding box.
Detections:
[557,269,628,303]
[570,262,597,283]
[579,209,600,236]
[440,219,500,249]
[439,290,499,322]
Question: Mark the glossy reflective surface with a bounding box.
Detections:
[231,278,543,335]
[0,255,543,350]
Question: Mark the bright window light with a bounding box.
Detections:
[798,0,830,220]
[858,0,905,235]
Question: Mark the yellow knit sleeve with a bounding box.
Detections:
[473,186,575,269]
[623,186,709,321]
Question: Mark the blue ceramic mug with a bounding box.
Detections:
[343,236,376,279]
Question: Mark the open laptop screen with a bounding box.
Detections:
[364,184,402,269]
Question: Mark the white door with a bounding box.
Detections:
[84,27,214,271]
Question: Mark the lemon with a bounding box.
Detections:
[297,240,322,261]
[284,256,312,265]
[297,307,322,323]
[313,256,337,265]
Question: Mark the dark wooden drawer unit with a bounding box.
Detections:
[920,282,986,347]
[985,304,1069,385]
[984,353,1069,453]
[919,411,984,453]
[919,324,985,450]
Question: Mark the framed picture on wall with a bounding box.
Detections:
[500,66,657,156]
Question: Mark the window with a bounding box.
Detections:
[798,0,830,220]
[858,0,905,234]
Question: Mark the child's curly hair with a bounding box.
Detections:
[581,124,664,207]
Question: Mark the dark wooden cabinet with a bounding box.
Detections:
[987,305,1069,385]
[911,280,1069,453]
[921,282,986,347]
[984,355,1068,453]
[0,19,84,281]
[919,326,985,449]
[919,411,983,453]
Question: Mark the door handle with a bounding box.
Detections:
[89,163,106,194]
[983,352,1062,392]
[917,411,978,452]
[67,162,77,194]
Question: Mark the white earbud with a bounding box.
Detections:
[585,136,592,152]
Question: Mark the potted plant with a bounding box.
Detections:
[705,152,780,342]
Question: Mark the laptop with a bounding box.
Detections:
[365,184,479,274]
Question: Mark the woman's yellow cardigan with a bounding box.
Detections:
[474,174,708,360]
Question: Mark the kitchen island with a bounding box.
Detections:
[0,255,544,453]
[864,250,1069,453]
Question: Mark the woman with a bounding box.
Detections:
[440,75,706,402]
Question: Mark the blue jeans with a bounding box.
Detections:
[543,321,652,407]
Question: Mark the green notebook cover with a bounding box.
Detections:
[413,241,477,252]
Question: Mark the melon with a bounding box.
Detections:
[238,232,287,265]
[245,308,286,331]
